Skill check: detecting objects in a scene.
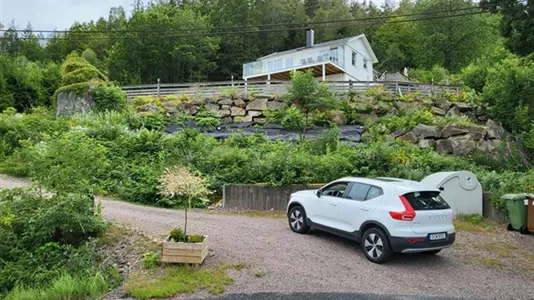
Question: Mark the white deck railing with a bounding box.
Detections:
[243,48,345,78]
[122,80,462,99]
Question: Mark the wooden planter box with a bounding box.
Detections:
[161,235,208,264]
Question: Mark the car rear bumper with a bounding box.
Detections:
[390,232,455,253]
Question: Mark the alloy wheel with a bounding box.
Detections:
[364,233,384,259]
[290,209,304,231]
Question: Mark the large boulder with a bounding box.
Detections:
[246,99,268,111]
[254,94,275,100]
[56,91,96,117]
[218,98,234,106]
[392,129,406,138]
[162,102,178,115]
[441,125,469,138]
[233,99,247,108]
[267,101,283,110]
[247,111,263,118]
[221,116,233,124]
[419,139,436,149]
[467,125,487,140]
[431,106,446,116]
[217,109,231,117]
[436,139,454,154]
[330,110,346,125]
[486,119,504,139]
[397,132,418,144]
[446,106,461,117]
[206,103,220,112]
[450,134,476,155]
[136,103,159,113]
[230,106,246,116]
[452,102,472,112]
[433,98,451,111]
[178,103,198,115]
[412,124,441,138]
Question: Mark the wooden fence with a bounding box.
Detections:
[223,184,323,211]
[223,185,506,221]
[122,80,462,99]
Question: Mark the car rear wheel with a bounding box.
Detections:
[362,228,393,264]
[288,206,310,234]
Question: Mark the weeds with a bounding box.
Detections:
[124,265,234,299]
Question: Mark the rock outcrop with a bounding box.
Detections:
[56,91,96,117]
[396,119,505,155]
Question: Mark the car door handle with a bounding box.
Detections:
[360,207,370,212]
[330,202,338,207]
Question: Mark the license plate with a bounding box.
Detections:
[428,233,447,241]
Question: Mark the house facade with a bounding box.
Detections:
[242,30,378,82]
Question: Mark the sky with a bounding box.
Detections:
[1,0,134,31]
[0,0,385,31]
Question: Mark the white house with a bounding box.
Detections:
[242,30,378,82]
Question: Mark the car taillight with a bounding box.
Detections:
[389,195,416,221]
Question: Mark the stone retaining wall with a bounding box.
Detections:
[137,93,282,124]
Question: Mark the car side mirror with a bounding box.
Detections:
[439,187,445,191]
[316,190,322,198]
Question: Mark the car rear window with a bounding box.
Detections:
[403,191,450,210]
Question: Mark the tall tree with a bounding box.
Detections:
[19,23,43,61]
[414,0,500,71]
[481,0,534,56]
[305,0,319,17]
[0,21,21,56]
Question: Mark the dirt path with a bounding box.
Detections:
[2,175,534,299]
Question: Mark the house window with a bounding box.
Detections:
[352,51,357,67]
[363,58,368,70]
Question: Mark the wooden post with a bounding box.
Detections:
[267,73,271,94]
[322,63,326,81]
[157,78,160,97]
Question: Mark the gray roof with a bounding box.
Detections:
[259,34,378,63]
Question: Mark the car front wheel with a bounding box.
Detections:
[362,228,393,264]
[288,206,310,234]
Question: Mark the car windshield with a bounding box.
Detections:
[403,191,450,210]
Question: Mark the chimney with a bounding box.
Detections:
[306,29,315,48]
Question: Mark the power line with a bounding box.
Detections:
[2,11,485,41]
[0,10,487,41]
[0,6,482,35]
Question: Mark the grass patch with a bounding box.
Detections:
[233,263,247,270]
[254,272,265,278]
[5,272,109,300]
[124,265,234,299]
[454,214,498,233]
[473,240,518,258]
[478,258,504,268]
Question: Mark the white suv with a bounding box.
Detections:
[287,177,455,263]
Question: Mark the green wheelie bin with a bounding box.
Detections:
[502,194,529,234]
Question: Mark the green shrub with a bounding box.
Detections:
[0,188,107,295]
[169,228,187,242]
[141,251,160,269]
[24,131,108,195]
[93,84,127,112]
[194,110,221,129]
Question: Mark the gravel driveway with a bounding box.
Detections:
[1,175,533,299]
